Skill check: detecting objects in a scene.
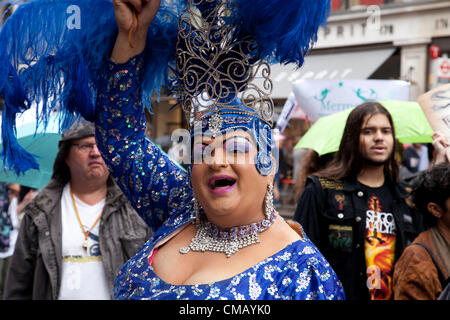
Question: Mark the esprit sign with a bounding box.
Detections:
[315,3,450,49]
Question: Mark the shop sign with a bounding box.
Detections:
[438,58,450,80]
[430,56,450,89]
[315,4,450,49]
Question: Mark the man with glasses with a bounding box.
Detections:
[3,121,152,300]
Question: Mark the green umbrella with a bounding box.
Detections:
[0,112,61,189]
[295,100,434,156]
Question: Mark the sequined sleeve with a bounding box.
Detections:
[94,54,192,231]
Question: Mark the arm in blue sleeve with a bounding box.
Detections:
[94,53,193,232]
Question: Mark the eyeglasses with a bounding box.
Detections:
[71,143,98,153]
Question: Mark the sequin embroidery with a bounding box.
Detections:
[95,54,345,301]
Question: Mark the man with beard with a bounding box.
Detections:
[293,102,423,300]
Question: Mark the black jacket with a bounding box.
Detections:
[293,175,423,300]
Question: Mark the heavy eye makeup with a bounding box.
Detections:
[192,136,252,160]
[223,136,252,154]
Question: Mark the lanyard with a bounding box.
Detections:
[70,185,104,250]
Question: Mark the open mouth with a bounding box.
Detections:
[371,146,386,153]
[207,175,237,194]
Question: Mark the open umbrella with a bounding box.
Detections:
[0,110,61,189]
[295,100,434,156]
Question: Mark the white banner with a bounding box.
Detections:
[292,79,411,122]
[275,93,309,133]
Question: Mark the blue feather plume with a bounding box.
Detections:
[0,0,184,174]
[170,0,330,120]
[0,0,329,175]
[231,0,330,66]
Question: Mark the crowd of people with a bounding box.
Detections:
[291,102,449,300]
[0,0,448,301]
[1,123,152,299]
[1,105,448,300]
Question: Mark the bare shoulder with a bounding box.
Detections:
[151,215,302,285]
[260,215,302,248]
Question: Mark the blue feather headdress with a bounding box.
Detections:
[173,0,330,175]
[0,0,330,175]
[0,0,184,174]
[174,0,330,128]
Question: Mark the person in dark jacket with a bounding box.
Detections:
[293,102,423,300]
[3,121,152,300]
[393,163,450,300]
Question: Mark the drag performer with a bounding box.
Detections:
[0,0,345,299]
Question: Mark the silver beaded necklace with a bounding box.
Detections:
[179,209,276,257]
[179,183,276,258]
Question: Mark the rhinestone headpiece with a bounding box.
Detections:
[174,0,274,128]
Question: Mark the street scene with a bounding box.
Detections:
[0,0,449,304]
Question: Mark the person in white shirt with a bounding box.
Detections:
[4,121,152,300]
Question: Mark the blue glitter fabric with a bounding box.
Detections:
[94,55,345,300]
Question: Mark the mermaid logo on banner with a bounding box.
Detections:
[292,79,411,122]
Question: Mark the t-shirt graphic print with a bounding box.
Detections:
[58,183,110,300]
[363,185,396,300]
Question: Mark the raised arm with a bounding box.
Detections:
[431,132,450,165]
[95,0,192,231]
[110,0,160,63]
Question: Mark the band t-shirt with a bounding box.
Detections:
[358,182,396,300]
[58,183,110,300]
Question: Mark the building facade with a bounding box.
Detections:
[2,1,449,138]
[270,0,450,104]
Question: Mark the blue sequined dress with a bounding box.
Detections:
[94,55,345,300]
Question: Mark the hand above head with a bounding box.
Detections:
[111,0,161,63]
[431,131,450,165]
[113,0,161,35]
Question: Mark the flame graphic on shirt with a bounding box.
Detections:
[364,195,396,300]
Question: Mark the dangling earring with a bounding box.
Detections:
[265,182,274,219]
[194,198,201,224]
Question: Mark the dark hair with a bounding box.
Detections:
[293,149,334,200]
[18,186,36,202]
[317,102,398,181]
[410,163,450,228]
[51,140,72,184]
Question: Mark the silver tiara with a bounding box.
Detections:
[174,0,274,127]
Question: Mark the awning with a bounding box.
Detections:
[262,47,396,99]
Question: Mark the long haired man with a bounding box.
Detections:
[293,102,423,300]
